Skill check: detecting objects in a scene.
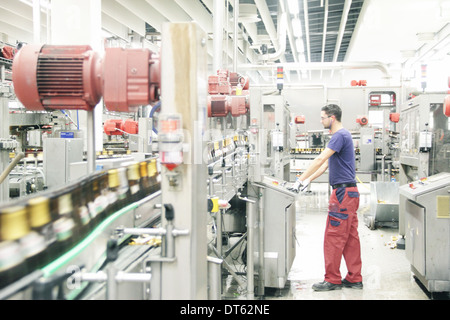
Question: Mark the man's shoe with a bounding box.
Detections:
[342,278,363,289]
[312,281,342,291]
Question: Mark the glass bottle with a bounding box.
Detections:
[88,172,109,223]
[148,158,160,193]
[52,192,77,255]
[27,196,57,268]
[98,171,111,218]
[125,162,140,203]
[117,167,129,207]
[107,168,120,214]
[72,182,92,237]
[0,206,30,288]
[139,160,151,197]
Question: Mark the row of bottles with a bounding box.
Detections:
[354,147,384,155]
[207,134,248,164]
[0,158,160,290]
[290,148,325,154]
[291,147,387,155]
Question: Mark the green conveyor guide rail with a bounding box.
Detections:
[0,192,161,300]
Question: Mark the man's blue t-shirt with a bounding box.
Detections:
[327,128,356,186]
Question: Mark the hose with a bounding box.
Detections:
[0,152,25,185]
[356,175,370,191]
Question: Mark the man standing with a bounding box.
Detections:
[292,104,363,291]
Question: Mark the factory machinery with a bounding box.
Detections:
[0,22,298,300]
[397,93,450,295]
[2,20,448,300]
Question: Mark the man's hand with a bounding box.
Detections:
[299,178,310,192]
[288,178,310,193]
[287,178,302,193]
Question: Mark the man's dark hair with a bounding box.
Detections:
[321,104,342,122]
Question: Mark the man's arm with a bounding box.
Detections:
[298,147,335,182]
[308,159,328,182]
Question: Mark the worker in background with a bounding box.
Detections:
[290,104,363,291]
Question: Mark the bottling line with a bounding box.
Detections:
[0,20,300,300]
[0,0,450,302]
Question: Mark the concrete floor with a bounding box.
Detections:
[272,183,431,300]
[223,182,440,300]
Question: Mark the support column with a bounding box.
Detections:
[159,22,208,299]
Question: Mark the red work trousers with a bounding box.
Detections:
[324,186,362,284]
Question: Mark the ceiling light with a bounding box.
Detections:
[296,38,304,53]
[287,0,300,15]
[292,18,302,37]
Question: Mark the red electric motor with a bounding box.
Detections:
[12,44,161,113]
[104,119,139,135]
[12,44,103,111]
[104,119,124,136]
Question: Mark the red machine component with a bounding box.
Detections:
[104,119,123,136]
[122,119,138,135]
[445,95,450,117]
[294,115,305,124]
[207,69,250,117]
[351,80,367,87]
[389,113,400,123]
[369,94,381,106]
[356,116,368,126]
[103,48,160,112]
[445,76,450,117]
[12,44,103,111]
[12,44,160,113]
[104,119,139,135]
[208,95,249,117]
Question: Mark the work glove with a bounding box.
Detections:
[288,178,304,193]
[299,178,310,192]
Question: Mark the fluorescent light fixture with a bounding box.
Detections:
[298,52,306,63]
[288,0,300,15]
[296,38,304,53]
[292,18,302,37]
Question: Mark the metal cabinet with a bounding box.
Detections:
[399,172,450,293]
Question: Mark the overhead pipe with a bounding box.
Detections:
[213,0,225,72]
[331,0,352,77]
[320,0,329,79]
[238,61,391,78]
[254,0,286,63]
[281,0,301,80]
[303,0,311,63]
[258,12,287,62]
[332,0,352,63]
[233,0,239,72]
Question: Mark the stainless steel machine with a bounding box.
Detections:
[399,172,450,295]
[245,88,297,296]
[398,93,449,245]
[251,176,296,291]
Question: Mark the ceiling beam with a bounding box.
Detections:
[0,0,32,20]
[332,0,352,62]
[174,0,213,34]
[145,0,191,23]
[116,0,168,32]
[102,13,130,40]
[0,21,32,43]
[102,0,146,36]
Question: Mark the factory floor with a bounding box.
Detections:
[223,182,444,301]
